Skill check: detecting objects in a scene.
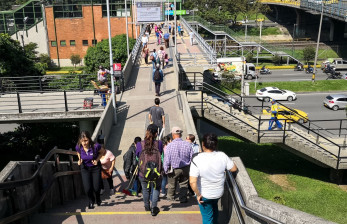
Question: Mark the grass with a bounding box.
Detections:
[47,66,85,72]
[219,80,347,95]
[218,136,347,224]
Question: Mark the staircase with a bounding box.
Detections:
[187,91,347,170]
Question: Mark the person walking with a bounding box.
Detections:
[186,134,200,155]
[190,133,238,224]
[149,97,165,135]
[75,131,102,209]
[141,33,148,47]
[97,66,110,86]
[157,46,166,70]
[136,124,163,216]
[168,23,172,33]
[164,31,170,48]
[142,44,149,65]
[268,99,283,130]
[99,146,116,195]
[152,64,164,97]
[150,49,158,69]
[189,30,194,46]
[172,27,175,46]
[164,127,193,203]
[177,24,182,37]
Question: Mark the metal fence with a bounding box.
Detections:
[131,25,146,63]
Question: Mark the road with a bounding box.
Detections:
[251,69,347,82]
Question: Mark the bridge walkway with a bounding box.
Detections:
[30,27,206,223]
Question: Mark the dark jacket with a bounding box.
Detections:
[152,69,164,83]
[123,143,137,180]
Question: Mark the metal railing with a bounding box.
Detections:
[225,170,284,224]
[180,17,217,64]
[131,25,146,63]
[0,148,80,224]
[301,0,347,21]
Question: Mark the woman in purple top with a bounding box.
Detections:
[75,131,102,209]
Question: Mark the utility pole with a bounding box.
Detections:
[125,0,129,57]
[313,2,324,83]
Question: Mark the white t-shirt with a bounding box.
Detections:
[189,32,194,39]
[141,36,148,43]
[189,151,234,199]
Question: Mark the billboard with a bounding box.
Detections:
[136,2,164,22]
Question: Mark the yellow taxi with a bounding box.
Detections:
[262,106,308,124]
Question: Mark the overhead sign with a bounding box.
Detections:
[113,63,122,71]
[137,2,163,22]
[165,10,187,15]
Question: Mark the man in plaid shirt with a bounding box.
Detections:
[163,127,193,203]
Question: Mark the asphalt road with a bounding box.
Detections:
[252,69,347,82]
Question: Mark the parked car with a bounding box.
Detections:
[323,94,347,111]
[262,106,308,124]
[256,87,297,102]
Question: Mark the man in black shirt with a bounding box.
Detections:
[149,98,165,136]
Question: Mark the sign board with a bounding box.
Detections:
[113,63,122,71]
[165,10,186,15]
[136,2,163,22]
[114,70,122,78]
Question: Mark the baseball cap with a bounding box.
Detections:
[271,99,276,103]
[171,126,183,134]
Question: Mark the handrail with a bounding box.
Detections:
[131,25,146,63]
[0,148,80,224]
[226,170,284,224]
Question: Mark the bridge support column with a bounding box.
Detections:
[79,120,94,135]
[329,18,335,42]
[329,169,344,184]
[295,9,300,32]
[273,6,279,21]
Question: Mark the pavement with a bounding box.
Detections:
[30,23,204,224]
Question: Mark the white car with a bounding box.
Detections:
[256,87,297,102]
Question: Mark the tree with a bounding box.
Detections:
[272,54,281,65]
[0,34,42,77]
[39,53,53,68]
[84,34,136,74]
[302,46,315,64]
[70,54,81,68]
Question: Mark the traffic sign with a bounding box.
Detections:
[113,63,122,71]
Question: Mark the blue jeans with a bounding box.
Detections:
[268,117,282,130]
[161,174,167,194]
[139,176,161,208]
[152,61,156,69]
[198,197,219,224]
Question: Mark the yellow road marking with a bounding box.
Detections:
[53,211,200,216]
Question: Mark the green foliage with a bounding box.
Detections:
[218,136,347,223]
[70,54,81,68]
[39,53,53,68]
[302,46,316,63]
[0,123,79,170]
[272,54,281,65]
[84,34,136,74]
[24,42,38,61]
[0,34,42,77]
[47,72,94,90]
[246,53,253,63]
[34,62,48,74]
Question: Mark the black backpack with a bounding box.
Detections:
[154,70,161,81]
[139,141,162,188]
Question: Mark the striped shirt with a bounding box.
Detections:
[164,138,193,173]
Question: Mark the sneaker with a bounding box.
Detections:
[151,207,160,216]
[100,189,105,195]
[159,193,166,198]
[110,189,115,195]
[145,205,151,211]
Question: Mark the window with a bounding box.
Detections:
[82,40,88,46]
[92,39,97,45]
[51,41,57,47]
[70,40,76,46]
[60,40,66,46]
[53,3,82,18]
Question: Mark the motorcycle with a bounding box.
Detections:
[260,68,272,75]
[294,65,304,71]
[305,67,314,74]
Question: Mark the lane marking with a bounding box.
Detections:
[52,211,201,216]
[290,79,311,81]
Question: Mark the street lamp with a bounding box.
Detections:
[313,1,324,83]
[106,0,117,124]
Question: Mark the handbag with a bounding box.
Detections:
[142,52,146,58]
[150,55,154,61]
[101,168,112,179]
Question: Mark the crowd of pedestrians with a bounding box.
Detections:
[75,22,237,224]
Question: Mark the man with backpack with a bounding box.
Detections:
[152,64,164,96]
[149,98,165,136]
[123,137,142,196]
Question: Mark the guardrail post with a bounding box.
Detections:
[39,77,43,92]
[64,90,68,112]
[339,120,342,137]
[337,146,341,169]
[79,75,82,92]
[283,120,287,144]
[201,90,204,117]
[16,92,22,113]
[68,148,77,200]
[257,116,261,143]
[194,72,196,91]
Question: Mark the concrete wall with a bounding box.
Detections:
[11,20,49,56]
[220,157,336,224]
[92,97,114,144]
[0,160,83,222]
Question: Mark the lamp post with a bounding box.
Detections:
[174,0,177,54]
[292,24,296,56]
[125,0,129,58]
[313,2,324,83]
[106,0,117,124]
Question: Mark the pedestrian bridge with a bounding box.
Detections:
[0,21,344,224]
